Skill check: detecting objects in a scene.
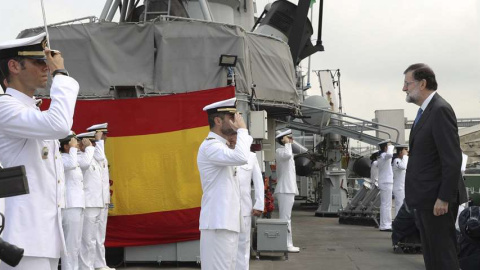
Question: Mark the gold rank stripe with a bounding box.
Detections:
[18,51,45,56]
[216,108,236,112]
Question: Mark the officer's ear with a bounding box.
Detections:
[214,115,223,126]
[7,59,23,75]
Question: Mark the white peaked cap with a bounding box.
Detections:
[87,123,108,133]
[395,144,408,149]
[0,32,47,60]
[76,131,96,139]
[276,129,292,139]
[377,139,391,145]
[202,97,237,114]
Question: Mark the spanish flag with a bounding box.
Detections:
[44,86,235,246]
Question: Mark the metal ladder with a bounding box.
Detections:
[143,0,172,23]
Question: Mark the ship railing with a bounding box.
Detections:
[281,103,400,146]
[22,16,98,33]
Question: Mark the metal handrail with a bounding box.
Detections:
[299,103,400,143]
[23,16,98,32]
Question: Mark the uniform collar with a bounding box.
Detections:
[208,131,227,144]
[5,87,36,107]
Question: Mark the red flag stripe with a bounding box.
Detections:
[106,207,200,247]
[41,86,235,137]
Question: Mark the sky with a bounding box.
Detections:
[1,0,479,122]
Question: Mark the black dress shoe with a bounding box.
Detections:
[380,229,392,232]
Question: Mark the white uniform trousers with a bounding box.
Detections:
[79,207,103,270]
[0,256,59,270]
[392,188,405,218]
[276,193,295,247]
[94,205,108,268]
[379,183,393,230]
[456,203,467,231]
[200,229,239,270]
[61,208,84,270]
[235,216,252,270]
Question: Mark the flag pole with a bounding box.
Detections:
[40,0,51,48]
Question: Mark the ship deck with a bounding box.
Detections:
[115,202,425,270]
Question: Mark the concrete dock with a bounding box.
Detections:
[112,203,425,270]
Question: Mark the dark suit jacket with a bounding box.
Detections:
[405,93,468,209]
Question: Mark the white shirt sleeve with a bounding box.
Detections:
[62,147,79,171]
[394,156,408,170]
[93,140,106,162]
[78,146,95,170]
[0,76,79,139]
[276,143,293,161]
[251,154,265,212]
[203,128,252,166]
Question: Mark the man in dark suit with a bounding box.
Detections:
[403,63,468,270]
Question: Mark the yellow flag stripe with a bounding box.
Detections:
[106,126,209,216]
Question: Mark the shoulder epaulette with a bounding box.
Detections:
[0,94,11,97]
[206,137,216,141]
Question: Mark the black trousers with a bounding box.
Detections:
[392,202,420,246]
[414,204,459,270]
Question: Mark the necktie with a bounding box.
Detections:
[413,108,423,128]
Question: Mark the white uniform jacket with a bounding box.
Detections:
[392,155,408,191]
[274,143,299,195]
[238,152,265,217]
[79,145,104,207]
[370,160,379,185]
[197,128,253,232]
[94,140,110,205]
[62,147,86,208]
[0,76,79,258]
[377,145,394,186]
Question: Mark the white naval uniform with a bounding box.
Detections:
[392,155,408,218]
[456,153,469,230]
[78,145,104,270]
[61,147,86,270]
[377,145,394,230]
[197,129,253,270]
[235,152,265,270]
[370,160,379,186]
[92,140,110,269]
[0,76,79,270]
[274,143,299,248]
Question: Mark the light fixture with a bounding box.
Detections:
[219,54,238,67]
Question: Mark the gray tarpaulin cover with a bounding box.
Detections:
[19,20,297,104]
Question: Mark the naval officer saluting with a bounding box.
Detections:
[197,97,253,269]
[377,139,394,232]
[0,32,79,270]
[274,129,300,253]
[86,123,115,270]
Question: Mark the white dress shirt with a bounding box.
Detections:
[94,140,110,205]
[377,145,395,185]
[79,145,104,208]
[392,155,408,191]
[420,91,436,111]
[197,128,253,232]
[237,152,265,217]
[370,160,379,185]
[274,143,299,195]
[62,147,86,208]
[0,76,79,258]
